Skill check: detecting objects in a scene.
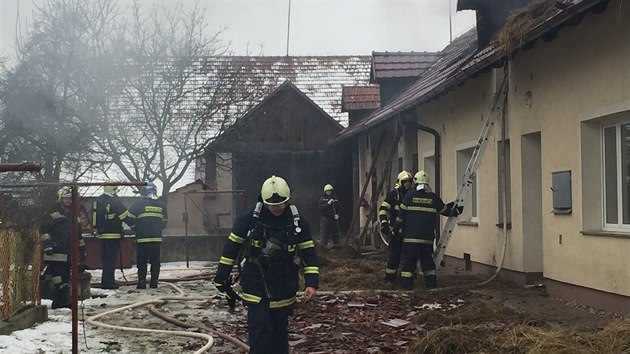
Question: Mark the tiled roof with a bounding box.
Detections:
[333,0,607,142]
[196,56,371,126]
[371,52,441,80]
[342,85,381,111]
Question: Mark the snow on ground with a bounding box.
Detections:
[0,261,218,354]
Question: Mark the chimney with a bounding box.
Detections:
[458,0,534,49]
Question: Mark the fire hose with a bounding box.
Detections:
[86,270,249,353]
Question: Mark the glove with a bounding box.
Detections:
[78,264,89,273]
[456,205,464,215]
[380,224,391,236]
[327,199,335,205]
[334,214,339,220]
[44,246,54,255]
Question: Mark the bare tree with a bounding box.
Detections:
[0,0,119,181]
[89,1,267,199]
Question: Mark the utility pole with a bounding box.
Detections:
[286,0,292,56]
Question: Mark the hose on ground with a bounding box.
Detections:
[147,303,250,352]
[86,275,244,353]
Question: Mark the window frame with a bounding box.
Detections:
[602,122,630,231]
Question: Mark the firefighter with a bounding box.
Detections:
[126,182,167,289]
[379,171,413,283]
[318,183,340,247]
[393,171,462,290]
[213,175,319,354]
[40,186,87,309]
[92,181,128,289]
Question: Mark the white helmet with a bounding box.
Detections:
[261,175,290,205]
[103,180,119,196]
[397,171,413,183]
[57,186,72,201]
[414,170,430,185]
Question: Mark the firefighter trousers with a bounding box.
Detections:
[44,261,71,309]
[100,238,120,287]
[319,217,339,246]
[136,242,161,286]
[385,234,403,281]
[400,242,437,290]
[247,300,292,354]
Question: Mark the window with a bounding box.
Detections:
[603,123,630,228]
[457,147,478,221]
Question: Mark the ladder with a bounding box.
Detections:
[433,72,509,268]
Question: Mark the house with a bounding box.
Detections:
[334,0,630,315]
[204,81,352,240]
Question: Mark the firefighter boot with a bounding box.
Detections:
[52,284,71,309]
[424,275,437,290]
[401,277,414,291]
[136,279,146,289]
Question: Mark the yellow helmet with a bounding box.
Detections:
[414,170,430,185]
[261,175,290,205]
[397,171,413,183]
[57,186,72,201]
[103,180,119,196]
[323,184,334,192]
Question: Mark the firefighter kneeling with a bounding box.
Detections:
[213,175,319,354]
[393,171,462,290]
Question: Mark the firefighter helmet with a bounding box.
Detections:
[103,180,119,196]
[323,184,334,192]
[57,186,72,201]
[397,171,413,183]
[414,170,430,185]
[261,175,290,205]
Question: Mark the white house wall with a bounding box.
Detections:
[415,72,525,272]
[407,0,630,298]
[509,0,630,296]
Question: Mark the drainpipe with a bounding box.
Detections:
[183,192,189,268]
[400,115,442,243]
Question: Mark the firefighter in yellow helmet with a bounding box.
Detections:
[393,171,462,290]
[40,186,87,308]
[318,183,340,247]
[92,181,129,289]
[213,175,319,354]
[379,171,413,283]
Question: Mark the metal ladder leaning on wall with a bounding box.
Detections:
[433,72,509,268]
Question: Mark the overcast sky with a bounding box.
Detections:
[1,0,476,59]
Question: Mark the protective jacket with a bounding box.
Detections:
[318,195,337,219]
[40,204,86,263]
[126,197,167,243]
[216,203,319,309]
[394,189,452,244]
[92,193,128,239]
[378,185,409,231]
